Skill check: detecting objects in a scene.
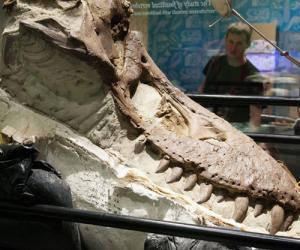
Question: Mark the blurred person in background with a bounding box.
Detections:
[199,22,263,131]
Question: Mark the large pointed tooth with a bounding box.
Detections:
[186,183,201,201]
[196,183,213,204]
[270,205,285,235]
[166,166,183,183]
[254,201,264,217]
[281,214,294,232]
[184,174,197,191]
[155,156,170,173]
[232,196,249,222]
[134,135,147,153]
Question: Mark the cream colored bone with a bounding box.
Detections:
[232,196,249,222]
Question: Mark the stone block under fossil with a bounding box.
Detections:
[1,1,300,249]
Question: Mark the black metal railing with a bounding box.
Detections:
[246,133,300,144]
[188,93,300,140]
[187,94,300,107]
[0,202,300,250]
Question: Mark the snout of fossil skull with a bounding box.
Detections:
[132,151,274,232]
[131,83,189,135]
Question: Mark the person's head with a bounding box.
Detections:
[225,22,252,62]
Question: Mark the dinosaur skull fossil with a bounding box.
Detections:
[1,0,300,248]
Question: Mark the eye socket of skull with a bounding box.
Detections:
[111,14,129,41]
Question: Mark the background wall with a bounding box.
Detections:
[131,0,300,93]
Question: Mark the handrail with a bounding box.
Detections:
[0,202,300,250]
[246,133,300,144]
[188,94,300,106]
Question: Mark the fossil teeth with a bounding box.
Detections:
[232,196,249,223]
[166,166,183,183]
[155,155,170,173]
[183,174,197,191]
[281,213,294,232]
[134,134,147,153]
[254,201,264,217]
[270,205,285,235]
[196,183,213,204]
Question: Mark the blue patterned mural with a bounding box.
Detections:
[132,0,300,93]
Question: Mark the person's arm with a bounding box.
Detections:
[198,57,216,93]
[247,71,263,131]
[249,104,261,131]
[198,77,206,93]
[293,107,300,135]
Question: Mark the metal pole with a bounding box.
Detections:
[188,94,300,107]
[246,133,300,144]
[231,6,300,67]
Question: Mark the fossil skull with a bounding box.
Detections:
[1,1,300,248]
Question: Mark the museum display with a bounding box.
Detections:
[0,0,300,249]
